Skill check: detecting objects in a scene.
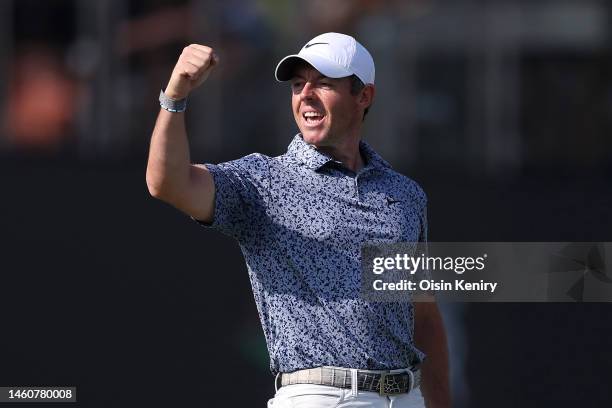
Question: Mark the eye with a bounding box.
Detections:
[291,81,304,89]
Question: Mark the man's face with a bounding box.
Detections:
[290,65,362,147]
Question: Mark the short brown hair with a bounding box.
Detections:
[349,75,370,121]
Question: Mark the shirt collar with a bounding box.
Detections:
[286,133,392,172]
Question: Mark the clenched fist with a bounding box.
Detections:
[165,44,219,100]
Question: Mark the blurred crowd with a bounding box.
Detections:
[1,0,610,173]
[1,0,401,158]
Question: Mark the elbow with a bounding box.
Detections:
[146,173,182,207]
[145,167,191,207]
[146,180,163,199]
[146,181,162,199]
[145,171,167,200]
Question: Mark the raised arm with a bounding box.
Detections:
[146,44,219,222]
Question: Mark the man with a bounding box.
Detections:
[147,32,450,408]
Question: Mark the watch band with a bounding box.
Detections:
[159,89,187,113]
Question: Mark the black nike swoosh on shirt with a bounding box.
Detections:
[304,42,329,48]
[386,197,401,205]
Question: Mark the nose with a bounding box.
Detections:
[300,82,315,100]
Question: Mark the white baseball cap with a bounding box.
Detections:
[275,32,375,85]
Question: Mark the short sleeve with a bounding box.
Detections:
[193,153,270,242]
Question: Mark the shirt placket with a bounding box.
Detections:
[354,167,374,204]
[350,175,359,200]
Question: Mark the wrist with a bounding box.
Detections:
[159,89,187,113]
[163,87,188,100]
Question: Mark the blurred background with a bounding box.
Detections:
[1,0,611,407]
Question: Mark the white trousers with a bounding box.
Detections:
[267,383,425,408]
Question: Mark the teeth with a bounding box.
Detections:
[304,112,322,118]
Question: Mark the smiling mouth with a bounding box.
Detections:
[302,111,325,126]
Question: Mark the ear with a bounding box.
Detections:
[358,84,375,110]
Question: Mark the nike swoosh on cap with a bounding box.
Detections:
[304,42,329,48]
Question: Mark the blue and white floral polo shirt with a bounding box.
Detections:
[197,133,428,375]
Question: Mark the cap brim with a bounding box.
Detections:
[275,54,353,82]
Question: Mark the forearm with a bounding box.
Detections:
[146,108,192,200]
[146,44,219,203]
[415,301,451,408]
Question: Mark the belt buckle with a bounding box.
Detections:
[379,373,400,396]
[379,369,414,396]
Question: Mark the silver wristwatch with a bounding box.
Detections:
[159,89,187,113]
